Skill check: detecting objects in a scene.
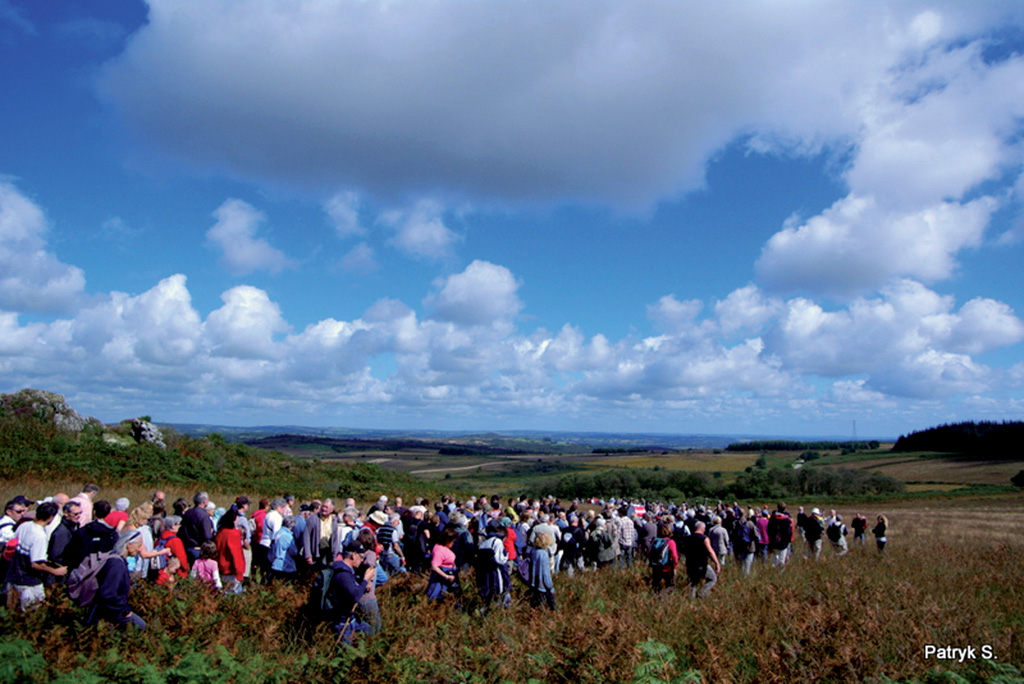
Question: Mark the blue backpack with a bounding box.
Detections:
[647,538,671,569]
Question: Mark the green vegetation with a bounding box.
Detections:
[547,465,904,501]
[892,421,1024,456]
[0,411,438,501]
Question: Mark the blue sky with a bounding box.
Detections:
[2,0,1024,438]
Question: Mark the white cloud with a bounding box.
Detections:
[0,182,85,314]
[325,191,363,238]
[646,294,702,334]
[380,200,460,261]
[99,1,1024,208]
[206,199,295,275]
[756,195,997,296]
[714,285,783,336]
[204,285,290,359]
[427,260,522,325]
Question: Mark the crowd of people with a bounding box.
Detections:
[0,485,891,640]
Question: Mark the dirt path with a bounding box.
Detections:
[409,461,505,474]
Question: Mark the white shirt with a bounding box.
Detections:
[260,509,283,548]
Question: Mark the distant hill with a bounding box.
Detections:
[166,424,814,451]
[892,420,1024,457]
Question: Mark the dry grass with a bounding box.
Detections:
[840,457,1024,486]
[582,452,757,472]
[2,489,1022,683]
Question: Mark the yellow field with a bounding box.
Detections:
[582,452,756,472]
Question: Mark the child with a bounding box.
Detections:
[156,556,181,586]
[190,541,223,591]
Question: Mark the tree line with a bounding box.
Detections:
[549,465,903,502]
[892,420,1024,457]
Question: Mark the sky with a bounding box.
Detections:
[2,0,1024,439]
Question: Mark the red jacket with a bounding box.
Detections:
[216,527,245,581]
[161,530,190,576]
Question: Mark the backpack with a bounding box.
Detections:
[306,566,336,623]
[647,537,671,569]
[827,523,845,543]
[152,534,170,571]
[735,522,756,546]
[66,551,115,608]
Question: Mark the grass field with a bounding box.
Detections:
[2,476,1022,682]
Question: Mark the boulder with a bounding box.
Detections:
[132,418,167,449]
[0,388,99,433]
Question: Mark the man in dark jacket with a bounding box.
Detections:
[90,529,146,630]
[326,542,375,643]
[301,498,341,569]
[767,502,793,567]
[64,500,118,571]
[178,491,214,563]
[47,500,82,570]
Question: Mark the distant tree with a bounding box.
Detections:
[1012,470,1024,487]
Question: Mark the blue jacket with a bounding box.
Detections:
[529,548,553,593]
[270,527,299,573]
[327,561,367,622]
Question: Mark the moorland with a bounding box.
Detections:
[1,393,1022,683]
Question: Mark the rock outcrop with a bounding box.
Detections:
[0,388,100,433]
[132,418,167,449]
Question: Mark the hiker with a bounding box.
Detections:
[617,508,638,569]
[426,527,459,601]
[257,497,288,580]
[528,531,556,610]
[47,500,82,570]
[376,512,406,576]
[804,508,825,561]
[215,507,246,593]
[755,508,770,563]
[476,519,511,610]
[89,529,147,630]
[69,485,99,525]
[648,523,679,594]
[827,514,849,557]
[731,510,758,576]
[65,500,119,571]
[851,514,868,548]
[590,518,616,569]
[179,491,215,563]
[767,503,793,568]
[301,498,342,570]
[353,528,382,634]
[159,516,190,579]
[326,541,375,643]
[706,516,730,569]
[872,515,888,554]
[6,502,68,610]
[270,515,300,583]
[683,521,721,599]
[191,540,223,591]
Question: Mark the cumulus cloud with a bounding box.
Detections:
[206,199,294,275]
[757,195,997,296]
[204,285,290,359]
[0,181,85,314]
[714,285,783,336]
[426,260,522,325]
[98,1,1024,208]
[767,279,1024,397]
[380,200,460,261]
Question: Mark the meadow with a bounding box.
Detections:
[1,486,1022,683]
[2,412,1023,683]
